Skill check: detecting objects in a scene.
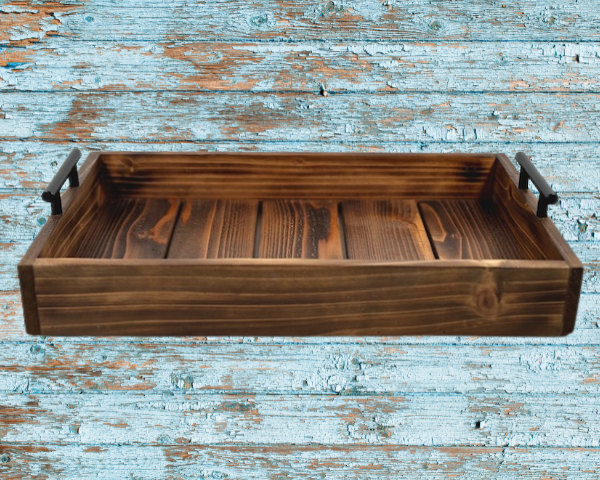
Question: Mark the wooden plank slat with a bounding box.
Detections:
[65,198,180,259]
[3,92,600,144]
[168,200,258,259]
[258,200,343,259]
[342,200,434,260]
[5,341,600,395]
[2,444,599,479]
[419,199,549,260]
[3,1,599,44]
[2,392,600,447]
[4,41,600,93]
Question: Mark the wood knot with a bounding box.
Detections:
[120,156,136,173]
[475,284,500,316]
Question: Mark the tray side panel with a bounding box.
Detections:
[168,200,259,259]
[490,159,563,260]
[33,260,569,337]
[258,201,343,259]
[39,167,107,258]
[341,200,435,260]
[495,154,583,335]
[98,153,496,200]
[18,152,102,334]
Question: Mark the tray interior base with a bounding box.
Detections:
[45,195,556,261]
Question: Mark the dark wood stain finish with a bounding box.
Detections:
[67,198,180,259]
[258,201,343,259]
[100,153,496,200]
[342,200,435,261]
[19,151,582,337]
[168,200,258,259]
[32,259,569,337]
[419,199,546,260]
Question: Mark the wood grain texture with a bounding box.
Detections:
[419,200,548,260]
[4,392,600,447]
[342,200,434,260]
[3,1,598,44]
[99,152,495,200]
[4,41,600,93]
[168,200,258,259]
[3,445,599,479]
[39,194,180,259]
[258,200,342,259]
[3,290,600,345]
[494,154,583,336]
[5,340,600,394]
[32,259,569,336]
[4,92,600,143]
[3,239,597,296]
[68,198,180,259]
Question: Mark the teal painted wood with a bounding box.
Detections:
[2,41,600,92]
[1,1,600,477]
[2,92,600,142]
[3,338,600,394]
[2,0,599,42]
[5,392,600,448]
[2,445,599,479]
[4,393,600,447]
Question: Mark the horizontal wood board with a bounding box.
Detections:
[2,0,600,477]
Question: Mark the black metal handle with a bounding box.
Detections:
[42,149,82,215]
[515,152,558,218]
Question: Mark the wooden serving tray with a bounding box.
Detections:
[19,151,582,337]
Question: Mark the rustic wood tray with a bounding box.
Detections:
[19,151,582,337]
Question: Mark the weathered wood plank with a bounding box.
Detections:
[3,393,600,447]
[2,92,600,143]
[2,142,600,193]
[1,444,599,479]
[258,201,343,259]
[4,340,600,395]
[2,1,598,44]
[4,41,600,92]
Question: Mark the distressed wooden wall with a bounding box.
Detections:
[1,1,600,478]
